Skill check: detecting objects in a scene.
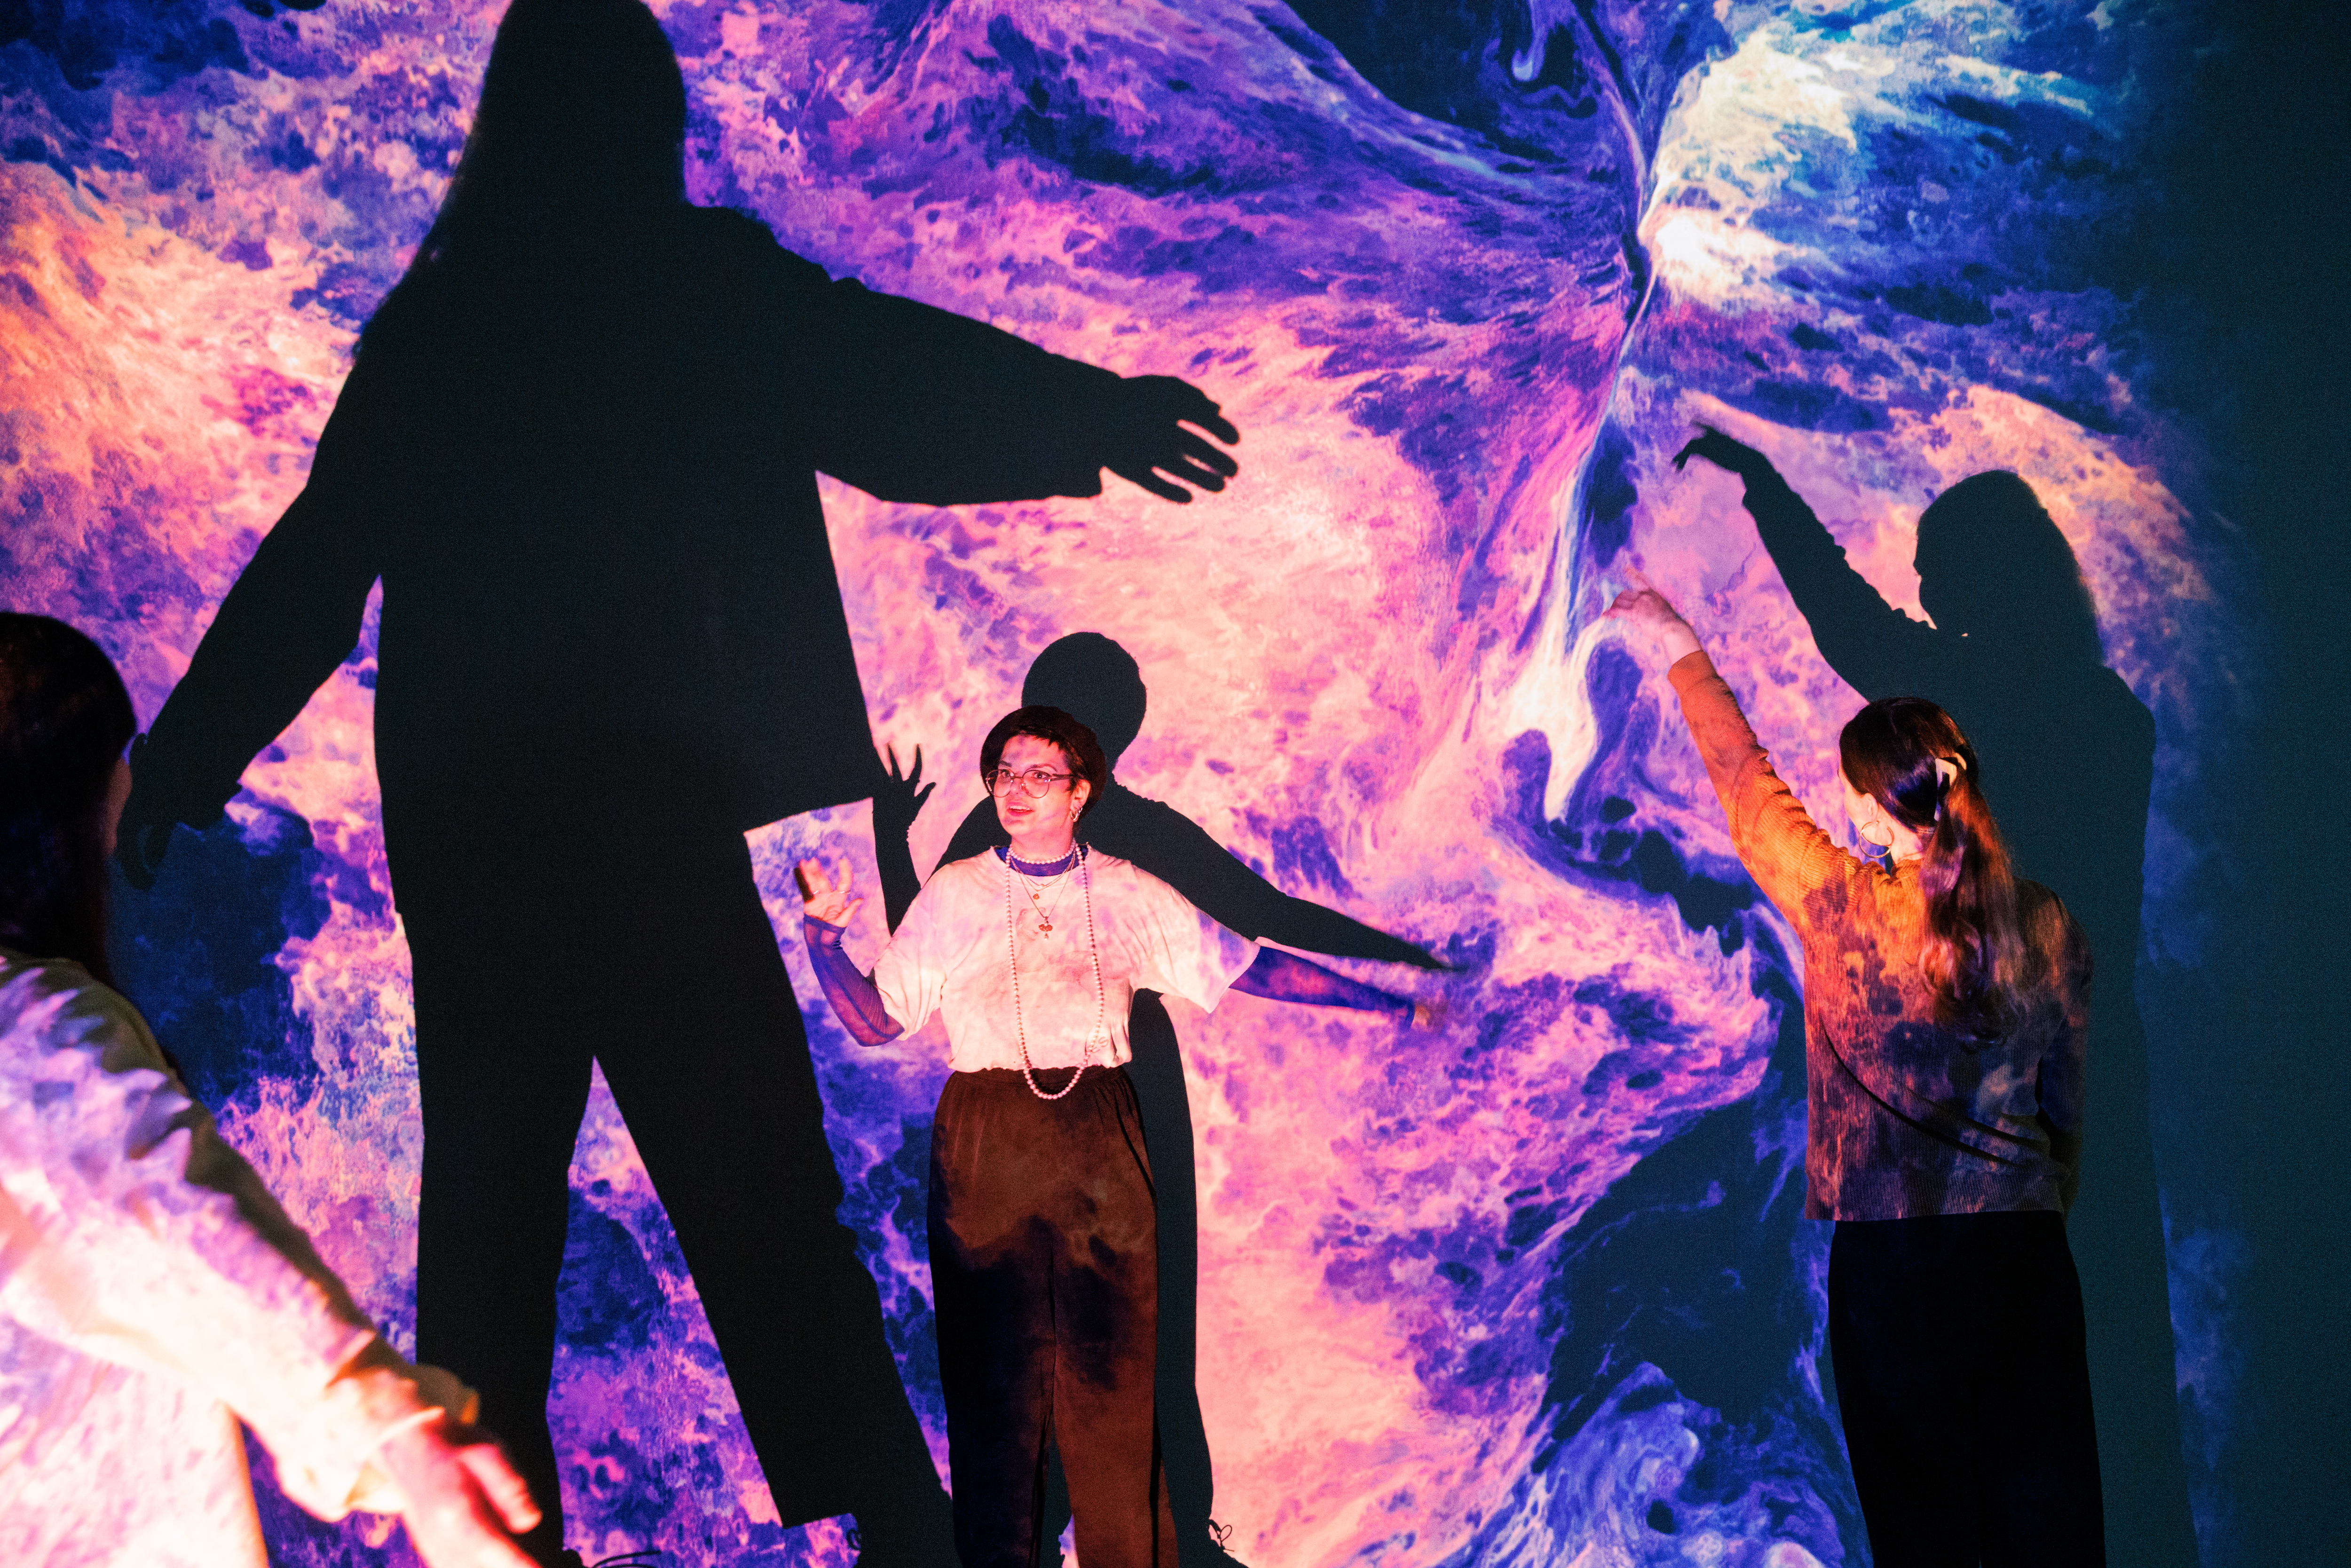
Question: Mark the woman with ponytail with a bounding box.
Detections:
[1606,579,2103,1566]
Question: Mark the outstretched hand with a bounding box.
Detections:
[1602,568,1704,668]
[372,1414,541,1568]
[870,744,936,849]
[1671,424,1767,480]
[1103,375,1240,503]
[796,856,863,929]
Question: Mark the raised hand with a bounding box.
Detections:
[372,1414,542,1568]
[1102,375,1241,503]
[1671,423,1767,480]
[1602,568,1704,668]
[795,856,863,929]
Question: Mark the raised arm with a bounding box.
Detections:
[1605,576,1858,932]
[795,858,904,1047]
[1674,426,1941,701]
[726,213,1238,506]
[121,366,393,886]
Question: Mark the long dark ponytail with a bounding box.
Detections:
[0,615,137,986]
[1839,697,2040,1040]
[402,0,687,280]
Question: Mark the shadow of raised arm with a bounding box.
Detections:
[1676,423,1941,701]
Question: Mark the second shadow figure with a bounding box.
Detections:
[874,633,1444,1568]
[1675,428,2194,1567]
[113,2,1237,1566]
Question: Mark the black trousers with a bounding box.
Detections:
[393,804,946,1564]
[1828,1211,2105,1568]
[930,1067,1176,1568]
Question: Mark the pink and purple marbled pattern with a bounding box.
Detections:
[0,2,2246,1565]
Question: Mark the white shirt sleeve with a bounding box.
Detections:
[0,962,471,1522]
[1123,868,1259,1015]
[871,872,957,1036]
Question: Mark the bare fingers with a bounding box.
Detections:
[458,1439,541,1536]
[794,857,853,920]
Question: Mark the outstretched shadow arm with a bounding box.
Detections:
[1098,796,1445,969]
[1675,426,1941,701]
[1245,890,1448,970]
[735,217,1237,507]
[934,787,1444,969]
[122,399,387,884]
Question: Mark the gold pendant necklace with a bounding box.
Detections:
[1010,848,1079,937]
[1024,873,1072,935]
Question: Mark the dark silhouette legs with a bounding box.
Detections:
[402,811,950,1564]
[411,993,596,1565]
[2064,1002,2200,1565]
[1124,999,1219,1559]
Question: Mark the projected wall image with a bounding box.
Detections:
[0,2,2243,1565]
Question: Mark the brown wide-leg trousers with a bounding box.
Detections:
[930,1065,1178,1568]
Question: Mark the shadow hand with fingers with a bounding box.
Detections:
[1096,375,1241,503]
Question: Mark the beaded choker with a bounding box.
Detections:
[1003,845,1082,877]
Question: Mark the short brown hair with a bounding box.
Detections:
[978,706,1108,819]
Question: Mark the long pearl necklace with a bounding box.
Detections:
[1006,845,1106,1102]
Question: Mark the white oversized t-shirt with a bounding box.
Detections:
[874,850,1258,1072]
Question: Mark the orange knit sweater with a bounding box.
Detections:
[1669,651,2091,1220]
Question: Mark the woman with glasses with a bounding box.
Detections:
[797,705,1433,1568]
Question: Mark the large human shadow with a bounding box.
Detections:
[1678,430,2198,1565]
[882,632,1441,1567]
[110,2,1236,1564]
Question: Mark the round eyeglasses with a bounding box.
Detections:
[989,766,1077,798]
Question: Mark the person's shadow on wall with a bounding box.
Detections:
[1677,428,2198,1566]
[878,632,1443,1568]
[111,4,1241,1564]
